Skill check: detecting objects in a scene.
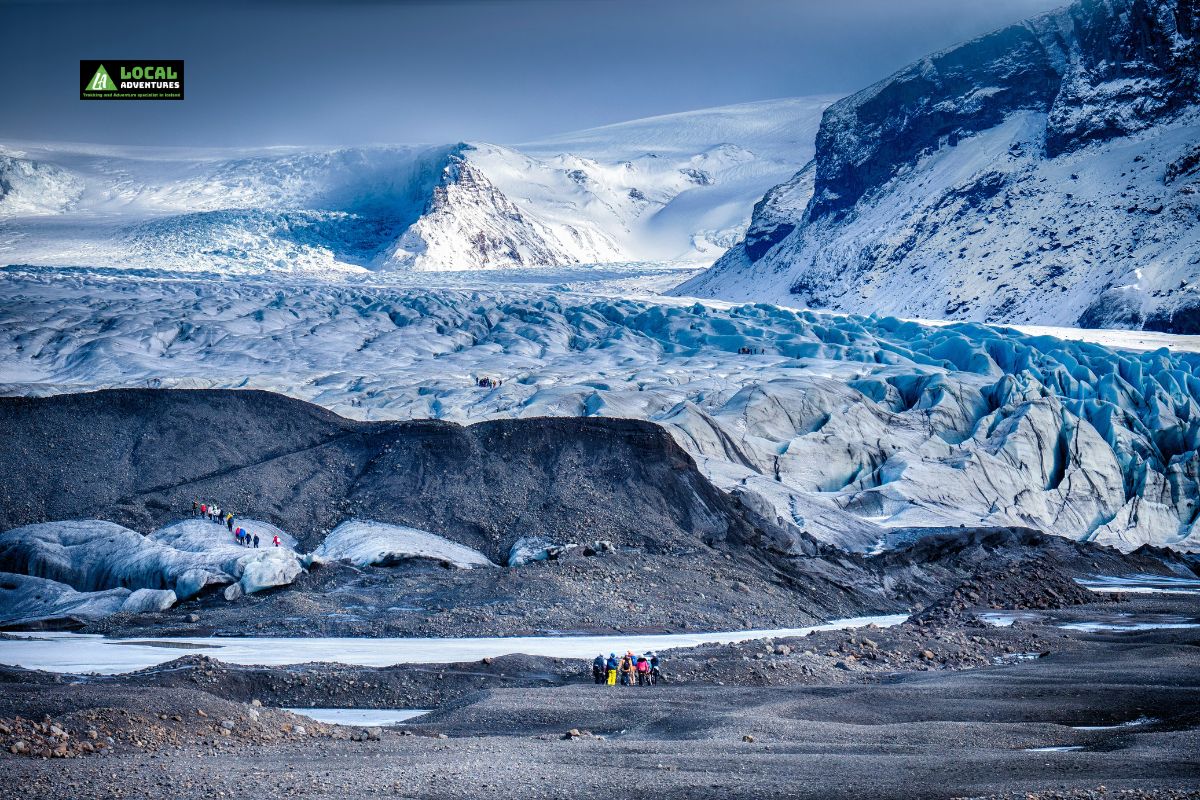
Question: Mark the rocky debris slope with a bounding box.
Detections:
[679,0,1200,332]
[0,683,339,759]
[0,389,776,561]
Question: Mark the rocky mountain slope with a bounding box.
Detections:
[0,97,831,272]
[678,0,1200,332]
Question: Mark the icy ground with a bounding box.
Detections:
[0,615,908,674]
[283,709,429,726]
[4,265,1200,553]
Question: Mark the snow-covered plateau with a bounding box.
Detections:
[4,266,1200,556]
[0,97,831,274]
[680,0,1200,333]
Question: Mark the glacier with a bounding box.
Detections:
[0,97,832,274]
[0,572,175,630]
[0,519,309,604]
[3,268,1200,553]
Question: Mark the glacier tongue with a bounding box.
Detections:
[3,271,1200,553]
[0,519,309,602]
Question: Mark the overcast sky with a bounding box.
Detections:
[1,0,1066,148]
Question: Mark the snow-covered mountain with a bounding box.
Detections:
[678,0,1200,333]
[0,97,832,273]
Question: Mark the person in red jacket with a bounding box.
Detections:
[272,534,281,547]
[636,656,651,686]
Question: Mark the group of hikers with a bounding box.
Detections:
[592,651,662,686]
[191,500,282,549]
[737,346,766,355]
[476,376,503,388]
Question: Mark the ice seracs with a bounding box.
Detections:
[0,521,231,600]
[0,519,309,603]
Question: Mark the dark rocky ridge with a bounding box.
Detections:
[0,388,777,558]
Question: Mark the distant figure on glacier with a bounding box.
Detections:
[606,653,618,685]
[252,533,260,549]
[192,499,199,517]
[272,534,281,548]
[592,654,606,684]
[226,513,234,532]
[649,653,662,685]
[200,502,207,519]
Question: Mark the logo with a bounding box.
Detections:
[80,60,185,100]
[86,64,117,92]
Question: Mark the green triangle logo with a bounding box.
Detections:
[86,64,117,92]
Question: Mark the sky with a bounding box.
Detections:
[0,0,1068,148]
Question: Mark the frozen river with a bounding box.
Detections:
[0,615,908,675]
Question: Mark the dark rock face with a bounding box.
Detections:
[807,0,1198,222]
[0,389,771,558]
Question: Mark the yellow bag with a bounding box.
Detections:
[606,669,616,685]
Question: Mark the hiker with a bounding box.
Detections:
[619,653,635,686]
[272,534,281,548]
[649,653,662,686]
[226,513,234,532]
[234,528,242,545]
[606,653,619,686]
[636,656,650,686]
[253,533,260,549]
[592,654,606,684]
[192,499,199,517]
[200,502,207,519]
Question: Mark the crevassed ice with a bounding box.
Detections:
[4,271,1200,553]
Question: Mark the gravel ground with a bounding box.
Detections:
[1,596,1197,799]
